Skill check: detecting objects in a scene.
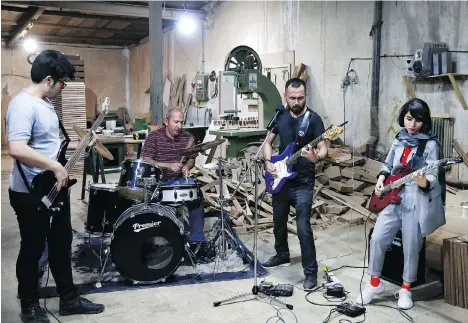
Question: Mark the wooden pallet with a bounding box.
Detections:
[443,237,468,308]
[65,55,85,82]
[52,82,87,178]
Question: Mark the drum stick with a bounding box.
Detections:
[180,135,195,182]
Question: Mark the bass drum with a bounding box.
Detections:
[111,203,185,283]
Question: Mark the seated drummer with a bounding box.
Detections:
[141,108,205,248]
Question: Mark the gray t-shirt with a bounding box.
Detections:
[7,89,61,193]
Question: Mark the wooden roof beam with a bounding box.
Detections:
[6,7,45,48]
[1,20,148,36]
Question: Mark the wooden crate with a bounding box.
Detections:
[443,237,468,308]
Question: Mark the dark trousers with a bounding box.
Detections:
[272,181,318,277]
[9,189,78,308]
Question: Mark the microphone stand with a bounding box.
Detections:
[231,108,281,197]
[213,113,293,310]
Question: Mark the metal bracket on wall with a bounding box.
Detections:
[402,74,468,110]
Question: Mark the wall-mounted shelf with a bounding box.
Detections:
[402,73,468,110]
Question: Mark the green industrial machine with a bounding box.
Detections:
[209,46,283,157]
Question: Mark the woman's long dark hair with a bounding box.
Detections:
[397,98,432,134]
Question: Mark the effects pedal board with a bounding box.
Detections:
[259,282,294,297]
[336,303,366,317]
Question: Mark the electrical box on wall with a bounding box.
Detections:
[195,74,210,101]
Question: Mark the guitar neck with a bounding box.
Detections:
[383,162,438,193]
[286,134,324,166]
[64,112,106,173]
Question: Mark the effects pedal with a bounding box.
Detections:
[336,303,366,318]
[259,282,294,297]
[326,284,345,298]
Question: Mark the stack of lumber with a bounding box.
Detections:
[443,236,468,308]
[52,82,86,178]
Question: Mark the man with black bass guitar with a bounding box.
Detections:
[263,78,328,290]
[7,50,104,323]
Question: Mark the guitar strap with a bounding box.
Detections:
[16,116,69,194]
[415,139,427,157]
[294,110,311,148]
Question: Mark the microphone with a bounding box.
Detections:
[266,105,284,131]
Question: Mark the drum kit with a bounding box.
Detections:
[78,138,245,285]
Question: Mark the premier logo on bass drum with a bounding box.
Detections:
[133,221,162,233]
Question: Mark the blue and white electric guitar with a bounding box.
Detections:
[265,122,347,194]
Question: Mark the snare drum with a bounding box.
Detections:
[86,183,134,234]
[157,184,200,206]
[118,159,162,201]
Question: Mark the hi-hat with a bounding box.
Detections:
[203,162,240,171]
[180,139,225,156]
[73,125,114,160]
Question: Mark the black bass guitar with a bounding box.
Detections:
[31,97,110,213]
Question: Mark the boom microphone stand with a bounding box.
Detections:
[213,114,293,310]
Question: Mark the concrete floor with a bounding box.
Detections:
[2,151,468,323]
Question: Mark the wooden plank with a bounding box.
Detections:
[232,198,245,215]
[320,188,376,221]
[324,166,341,181]
[453,140,468,168]
[463,240,468,307]
[403,75,417,98]
[443,238,452,305]
[457,240,464,307]
[248,197,273,213]
[286,223,297,234]
[341,167,377,184]
[329,180,353,193]
[452,239,458,306]
[448,74,468,110]
[7,7,45,47]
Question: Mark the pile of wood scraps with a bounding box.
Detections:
[292,63,309,82]
[191,144,385,236]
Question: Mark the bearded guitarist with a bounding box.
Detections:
[262,78,328,291]
[7,50,104,323]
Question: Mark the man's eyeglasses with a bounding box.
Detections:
[58,79,67,89]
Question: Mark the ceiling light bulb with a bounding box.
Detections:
[177,14,197,35]
[23,38,37,52]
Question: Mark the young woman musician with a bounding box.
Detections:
[357,98,445,309]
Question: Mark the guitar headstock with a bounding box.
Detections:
[442,157,464,166]
[323,121,348,141]
[101,97,110,114]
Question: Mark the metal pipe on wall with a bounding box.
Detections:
[368,1,383,158]
[201,20,206,73]
[122,47,131,116]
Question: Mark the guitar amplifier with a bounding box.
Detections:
[368,228,426,287]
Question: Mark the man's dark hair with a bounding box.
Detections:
[30,50,76,84]
[397,98,432,134]
[285,78,306,92]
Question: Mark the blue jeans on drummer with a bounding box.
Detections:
[160,177,205,243]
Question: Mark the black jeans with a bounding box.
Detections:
[272,181,318,277]
[9,189,78,307]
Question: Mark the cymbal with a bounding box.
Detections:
[73,125,114,160]
[180,139,226,156]
[203,162,240,171]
